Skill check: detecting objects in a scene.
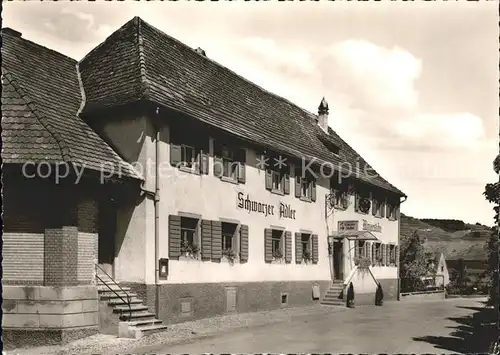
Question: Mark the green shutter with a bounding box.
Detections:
[372,194,377,216]
[239,224,249,263]
[395,205,400,220]
[200,151,209,175]
[237,149,246,183]
[168,215,181,258]
[371,242,376,266]
[354,192,359,212]
[211,221,222,260]
[213,156,223,177]
[201,219,212,260]
[311,234,319,264]
[285,231,292,263]
[295,168,301,198]
[354,240,359,260]
[366,242,372,264]
[265,169,272,190]
[283,173,290,195]
[382,244,387,266]
[395,245,399,267]
[170,144,182,167]
[264,228,273,263]
[295,232,302,263]
[311,179,316,202]
[381,199,386,218]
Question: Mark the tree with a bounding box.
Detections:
[400,230,430,292]
[483,153,499,307]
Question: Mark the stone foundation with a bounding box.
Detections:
[2,285,99,349]
[124,280,331,324]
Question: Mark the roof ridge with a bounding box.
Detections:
[136,17,150,97]
[2,72,72,162]
[2,28,78,62]
[136,17,319,120]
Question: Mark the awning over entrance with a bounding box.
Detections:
[330,230,379,241]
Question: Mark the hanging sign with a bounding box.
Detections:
[338,220,359,232]
[362,219,382,233]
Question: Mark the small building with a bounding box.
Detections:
[1,17,406,347]
[426,252,450,287]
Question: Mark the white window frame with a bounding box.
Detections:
[180,144,200,172]
[221,145,238,181]
[271,229,284,260]
[180,217,201,257]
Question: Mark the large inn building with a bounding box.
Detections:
[2,17,406,346]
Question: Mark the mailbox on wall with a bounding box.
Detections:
[159,258,169,279]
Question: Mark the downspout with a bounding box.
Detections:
[154,107,161,319]
[397,195,408,301]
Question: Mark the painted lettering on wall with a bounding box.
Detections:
[279,203,296,220]
[362,219,382,233]
[338,220,359,232]
[237,192,296,219]
[237,192,274,217]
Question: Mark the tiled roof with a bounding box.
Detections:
[1,29,142,180]
[80,17,405,197]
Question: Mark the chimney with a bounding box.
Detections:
[195,47,206,56]
[2,28,22,38]
[317,97,329,133]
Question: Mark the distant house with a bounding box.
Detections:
[426,252,450,287]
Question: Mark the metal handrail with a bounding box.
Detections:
[95,264,132,321]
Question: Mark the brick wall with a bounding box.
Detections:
[78,198,98,233]
[44,227,79,286]
[2,233,45,284]
[78,232,98,284]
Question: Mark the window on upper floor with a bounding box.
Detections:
[386,199,400,221]
[170,122,209,175]
[371,194,385,218]
[295,168,316,202]
[264,153,290,195]
[213,138,246,184]
[330,174,349,210]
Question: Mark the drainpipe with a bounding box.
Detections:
[154,107,161,319]
[397,195,408,301]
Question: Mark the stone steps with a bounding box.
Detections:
[96,274,167,339]
[321,283,346,307]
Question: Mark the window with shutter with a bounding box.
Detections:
[296,167,316,202]
[168,215,182,258]
[331,174,349,210]
[295,232,302,264]
[211,221,222,260]
[170,123,207,174]
[201,219,212,260]
[221,222,238,262]
[239,225,249,263]
[264,153,289,195]
[311,234,319,264]
[180,217,201,258]
[284,231,292,263]
[264,228,275,263]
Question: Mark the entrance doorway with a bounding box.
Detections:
[98,196,117,277]
[333,240,344,281]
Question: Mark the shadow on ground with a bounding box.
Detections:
[412,302,498,354]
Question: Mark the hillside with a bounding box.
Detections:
[400,214,491,261]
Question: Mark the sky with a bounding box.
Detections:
[3,1,499,226]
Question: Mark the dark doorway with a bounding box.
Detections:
[98,195,117,277]
[333,241,344,280]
